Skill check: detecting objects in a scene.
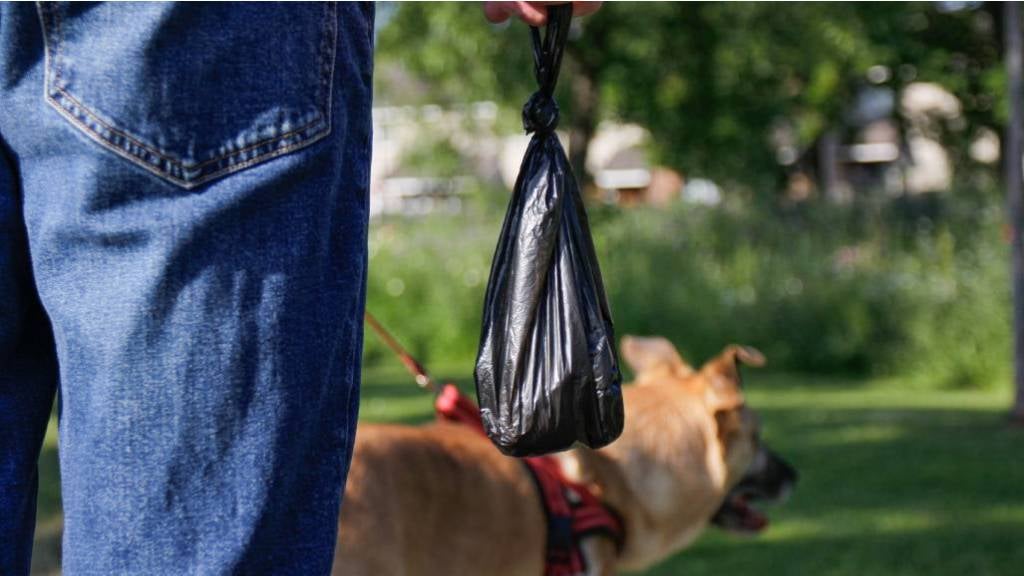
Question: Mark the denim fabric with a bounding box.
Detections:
[0,2,374,574]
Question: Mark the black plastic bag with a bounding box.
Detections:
[475,5,624,457]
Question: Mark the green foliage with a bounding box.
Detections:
[574,2,876,188]
[363,183,504,370]
[363,190,1010,390]
[376,2,1003,191]
[376,4,535,107]
[591,194,1010,388]
[398,135,468,177]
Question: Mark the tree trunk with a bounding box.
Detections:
[567,58,598,193]
[1004,2,1024,424]
[818,128,844,202]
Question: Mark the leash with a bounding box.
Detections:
[363,311,437,393]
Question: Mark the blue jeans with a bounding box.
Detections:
[0,3,374,574]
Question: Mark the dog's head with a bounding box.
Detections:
[698,344,798,535]
[621,337,798,535]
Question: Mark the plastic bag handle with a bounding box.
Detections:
[529,4,573,97]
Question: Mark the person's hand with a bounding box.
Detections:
[483,1,602,26]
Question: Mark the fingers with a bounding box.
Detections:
[483,1,601,26]
[483,1,549,26]
[571,1,602,18]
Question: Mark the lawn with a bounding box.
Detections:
[31,365,1023,575]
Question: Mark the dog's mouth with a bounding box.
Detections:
[710,493,769,535]
[711,445,798,535]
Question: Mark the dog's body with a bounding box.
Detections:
[334,421,547,575]
[334,338,796,575]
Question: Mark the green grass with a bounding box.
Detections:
[643,374,1024,576]
[31,366,1023,575]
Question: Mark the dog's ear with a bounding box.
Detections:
[701,345,765,410]
[620,335,694,381]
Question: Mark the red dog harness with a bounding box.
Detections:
[435,384,625,576]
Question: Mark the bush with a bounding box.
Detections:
[364,188,1011,390]
[362,183,500,371]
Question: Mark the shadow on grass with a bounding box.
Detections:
[641,522,1024,576]
[31,439,61,576]
[30,368,1022,576]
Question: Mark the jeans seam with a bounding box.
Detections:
[36,1,337,190]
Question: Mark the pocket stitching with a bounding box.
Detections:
[37,2,338,190]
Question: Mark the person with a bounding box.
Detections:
[0,2,598,574]
[484,0,601,24]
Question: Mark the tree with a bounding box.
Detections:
[376,2,1003,194]
[1005,1,1024,425]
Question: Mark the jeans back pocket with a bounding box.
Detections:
[38,2,337,189]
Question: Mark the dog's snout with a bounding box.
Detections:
[764,448,798,502]
[769,450,798,503]
[735,445,798,502]
[769,448,798,487]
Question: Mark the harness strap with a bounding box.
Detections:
[435,384,625,575]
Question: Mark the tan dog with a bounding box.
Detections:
[333,337,797,575]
